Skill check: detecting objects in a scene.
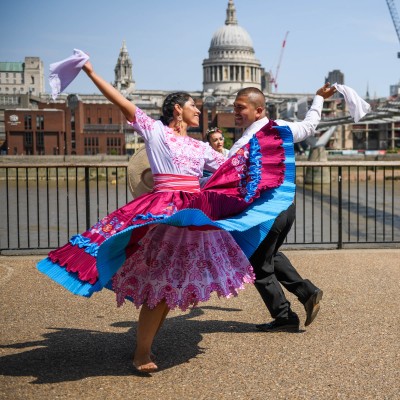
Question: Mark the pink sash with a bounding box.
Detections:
[153,173,200,193]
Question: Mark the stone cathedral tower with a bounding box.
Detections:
[114,40,135,94]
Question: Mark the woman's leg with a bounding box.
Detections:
[148,306,170,361]
[134,300,170,372]
[157,306,170,334]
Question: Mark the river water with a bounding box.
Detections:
[1,177,399,251]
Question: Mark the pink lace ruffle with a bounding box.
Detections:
[112,224,255,311]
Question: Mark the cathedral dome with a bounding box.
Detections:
[210,24,254,50]
[202,0,262,93]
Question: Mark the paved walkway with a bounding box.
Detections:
[0,250,399,400]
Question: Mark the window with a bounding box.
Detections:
[37,132,44,146]
[36,132,44,154]
[24,132,33,146]
[98,117,102,124]
[24,115,32,130]
[31,76,35,84]
[87,117,91,124]
[36,115,44,130]
[71,110,75,141]
[84,137,99,155]
[106,136,122,155]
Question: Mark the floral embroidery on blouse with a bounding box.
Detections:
[164,127,207,173]
[133,108,156,131]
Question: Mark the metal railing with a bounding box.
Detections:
[292,161,399,248]
[0,161,399,253]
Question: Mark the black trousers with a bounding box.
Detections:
[249,203,319,319]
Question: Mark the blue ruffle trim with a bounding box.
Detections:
[132,212,169,222]
[69,234,90,247]
[69,234,99,257]
[37,257,104,296]
[244,135,262,202]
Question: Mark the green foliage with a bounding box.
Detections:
[220,128,233,149]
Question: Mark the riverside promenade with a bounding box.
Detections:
[0,249,399,400]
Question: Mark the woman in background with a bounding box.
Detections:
[206,127,229,157]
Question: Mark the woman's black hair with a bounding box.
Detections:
[160,92,191,125]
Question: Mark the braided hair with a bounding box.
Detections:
[160,92,191,125]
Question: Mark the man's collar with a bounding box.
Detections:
[242,117,270,137]
[228,117,271,158]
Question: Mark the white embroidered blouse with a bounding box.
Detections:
[130,108,226,177]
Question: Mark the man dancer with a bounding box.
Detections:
[229,84,336,332]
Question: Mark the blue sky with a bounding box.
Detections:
[1,0,399,98]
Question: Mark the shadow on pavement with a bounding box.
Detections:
[0,306,267,383]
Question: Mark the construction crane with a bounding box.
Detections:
[269,31,289,92]
[386,0,400,57]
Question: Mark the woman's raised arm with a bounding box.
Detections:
[82,61,136,122]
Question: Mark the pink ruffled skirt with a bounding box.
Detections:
[112,224,255,311]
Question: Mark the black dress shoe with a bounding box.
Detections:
[256,314,300,333]
[304,289,323,326]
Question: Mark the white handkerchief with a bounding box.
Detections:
[333,83,371,123]
[49,49,89,100]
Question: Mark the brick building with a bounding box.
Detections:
[5,108,64,155]
[5,95,128,156]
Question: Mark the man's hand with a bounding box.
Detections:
[316,82,336,99]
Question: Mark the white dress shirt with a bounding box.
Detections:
[228,95,324,157]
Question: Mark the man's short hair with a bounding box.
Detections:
[236,87,265,108]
